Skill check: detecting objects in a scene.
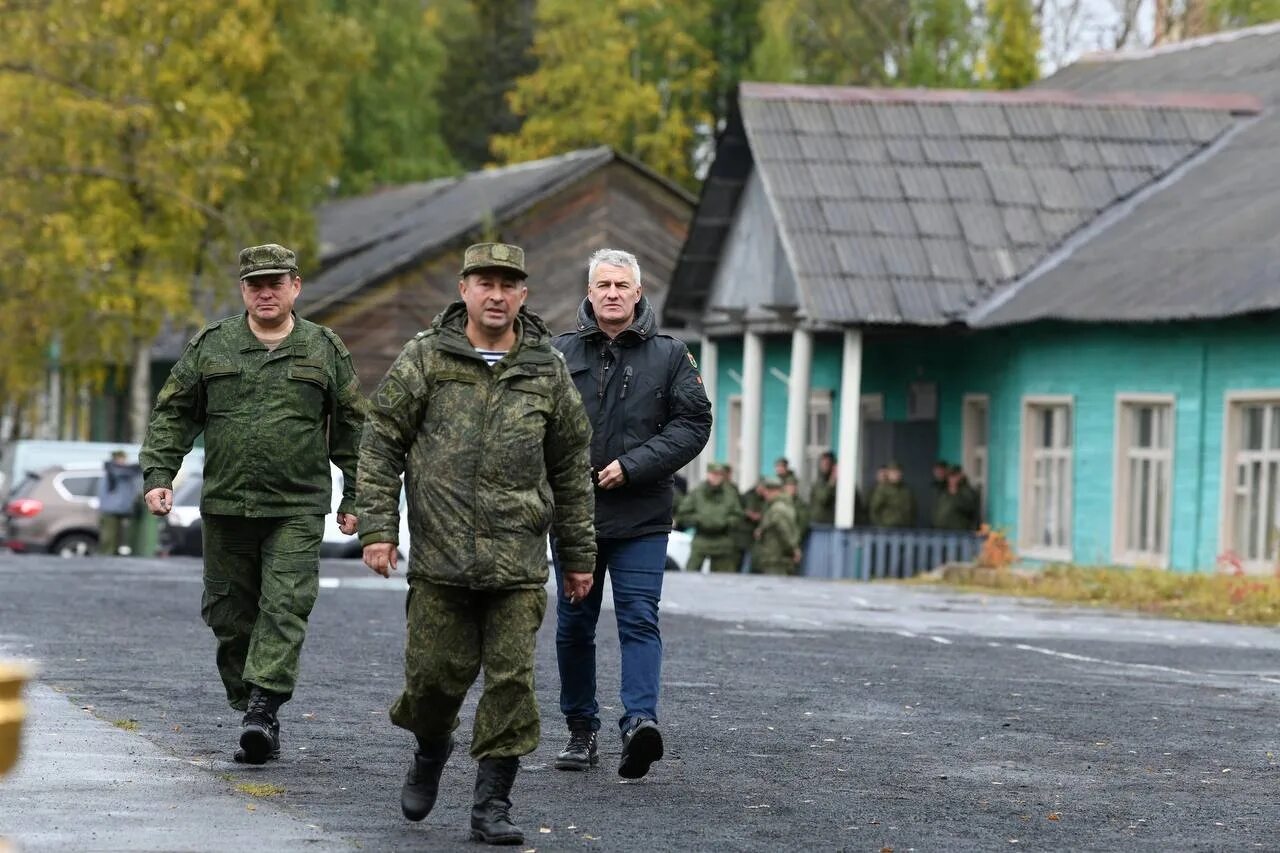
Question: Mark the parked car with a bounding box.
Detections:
[0,440,141,499]
[3,464,105,556]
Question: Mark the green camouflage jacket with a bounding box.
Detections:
[810,478,836,525]
[756,494,800,569]
[933,482,980,531]
[140,313,364,517]
[674,482,743,555]
[357,303,595,589]
[869,482,916,528]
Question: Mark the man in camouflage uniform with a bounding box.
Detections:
[674,462,743,573]
[784,478,811,544]
[754,477,802,575]
[869,461,916,528]
[357,243,595,846]
[140,243,364,765]
[933,465,981,530]
[809,451,837,526]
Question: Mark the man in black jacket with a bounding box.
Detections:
[550,248,712,779]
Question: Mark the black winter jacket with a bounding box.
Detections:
[553,297,712,540]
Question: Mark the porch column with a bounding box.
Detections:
[784,327,813,488]
[697,335,719,475]
[739,330,765,488]
[835,329,863,528]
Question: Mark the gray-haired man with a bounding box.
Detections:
[550,248,712,778]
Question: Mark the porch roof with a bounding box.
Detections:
[974,25,1280,326]
[668,80,1259,329]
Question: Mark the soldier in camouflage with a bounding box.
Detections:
[870,461,917,528]
[357,243,595,846]
[674,462,743,573]
[754,477,802,575]
[140,243,365,766]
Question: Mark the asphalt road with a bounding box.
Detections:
[1,553,1278,851]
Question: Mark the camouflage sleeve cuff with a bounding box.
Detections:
[336,498,357,516]
[561,563,595,575]
[143,471,173,493]
[359,530,398,547]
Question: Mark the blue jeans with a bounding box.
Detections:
[554,534,667,734]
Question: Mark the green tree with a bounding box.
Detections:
[0,0,366,439]
[331,0,458,193]
[430,0,537,172]
[899,0,979,88]
[748,0,910,86]
[1205,0,1280,28]
[492,0,716,187]
[984,0,1040,89]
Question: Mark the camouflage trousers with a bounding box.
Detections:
[201,514,323,711]
[687,540,739,574]
[391,581,546,759]
[98,514,131,556]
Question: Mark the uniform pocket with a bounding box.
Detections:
[266,561,320,620]
[288,362,330,414]
[201,363,242,415]
[201,578,236,629]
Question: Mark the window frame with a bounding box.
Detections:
[726,393,743,481]
[803,389,834,489]
[961,393,990,521]
[1220,390,1280,574]
[1019,395,1074,562]
[1112,393,1175,568]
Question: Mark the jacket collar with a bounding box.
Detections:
[432,301,556,366]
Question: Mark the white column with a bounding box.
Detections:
[698,335,718,474]
[740,330,765,488]
[784,327,813,489]
[835,329,863,528]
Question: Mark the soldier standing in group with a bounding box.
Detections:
[140,243,364,765]
[933,465,981,531]
[784,478,811,544]
[869,461,916,528]
[357,243,596,846]
[810,451,837,526]
[754,477,802,575]
[675,462,743,573]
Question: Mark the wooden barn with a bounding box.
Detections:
[305,146,696,389]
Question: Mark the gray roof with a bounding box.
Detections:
[670,82,1255,327]
[975,25,1280,326]
[306,147,619,315]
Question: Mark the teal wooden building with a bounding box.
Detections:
[667,26,1280,574]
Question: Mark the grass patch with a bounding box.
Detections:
[234,782,286,798]
[917,564,1280,625]
[111,718,139,732]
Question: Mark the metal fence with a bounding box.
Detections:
[801,526,981,581]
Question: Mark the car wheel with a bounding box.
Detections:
[52,532,97,558]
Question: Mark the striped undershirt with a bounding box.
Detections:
[476,349,507,367]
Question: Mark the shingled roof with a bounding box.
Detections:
[973,24,1280,326]
[668,81,1260,327]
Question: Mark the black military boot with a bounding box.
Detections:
[237,687,284,765]
[618,719,663,779]
[554,726,598,771]
[401,735,454,822]
[233,718,279,764]
[470,757,523,845]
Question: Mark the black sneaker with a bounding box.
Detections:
[618,720,663,779]
[238,688,283,765]
[554,729,599,771]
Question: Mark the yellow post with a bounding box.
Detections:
[0,662,31,777]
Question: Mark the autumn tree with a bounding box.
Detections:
[0,0,365,439]
[491,0,716,187]
[984,0,1041,89]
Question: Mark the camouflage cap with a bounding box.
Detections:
[460,242,527,278]
[239,243,298,280]
[761,476,783,489]
[706,462,727,474]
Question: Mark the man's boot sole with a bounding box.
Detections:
[470,828,525,845]
[238,725,275,766]
[553,753,599,771]
[618,726,663,779]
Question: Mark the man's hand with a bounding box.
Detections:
[563,571,594,604]
[595,460,628,490]
[145,488,173,516]
[337,512,358,535]
[363,542,398,578]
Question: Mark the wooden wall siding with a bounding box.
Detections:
[316,160,693,391]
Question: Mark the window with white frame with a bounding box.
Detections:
[1114,397,1174,565]
[727,395,743,480]
[1020,398,1073,558]
[803,389,834,487]
[962,395,989,520]
[1224,395,1280,568]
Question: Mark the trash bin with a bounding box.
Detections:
[129,498,159,558]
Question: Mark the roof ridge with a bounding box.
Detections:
[467,146,613,181]
[738,81,1262,114]
[1076,21,1280,63]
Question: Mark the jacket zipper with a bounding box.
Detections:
[621,365,633,399]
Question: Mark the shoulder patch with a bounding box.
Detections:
[686,351,698,370]
[375,375,409,411]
